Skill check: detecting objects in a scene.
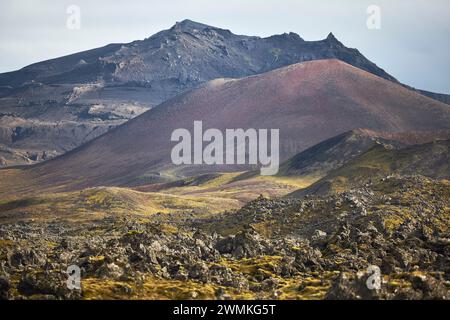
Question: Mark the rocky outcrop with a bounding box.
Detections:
[0,175,448,300]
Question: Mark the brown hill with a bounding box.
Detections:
[1,59,450,196]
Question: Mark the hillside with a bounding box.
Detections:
[1,59,450,196]
[290,139,450,197]
[278,128,450,178]
[1,20,449,167]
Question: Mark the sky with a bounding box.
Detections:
[0,0,449,93]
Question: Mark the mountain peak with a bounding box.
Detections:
[324,32,344,47]
[172,19,213,31]
[326,32,337,41]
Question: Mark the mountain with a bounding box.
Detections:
[0,20,397,91]
[278,128,450,178]
[1,59,450,196]
[277,129,388,179]
[416,89,450,105]
[290,139,450,197]
[1,20,448,167]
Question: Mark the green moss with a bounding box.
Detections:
[383,216,405,233]
[82,277,252,300]
[89,255,105,263]
[220,256,283,276]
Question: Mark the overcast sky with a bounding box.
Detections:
[0,0,449,93]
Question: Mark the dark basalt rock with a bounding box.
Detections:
[0,275,11,300]
[0,175,448,299]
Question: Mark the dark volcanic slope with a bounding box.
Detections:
[0,20,395,91]
[2,59,450,195]
[290,139,450,198]
[278,128,450,178]
[278,130,386,178]
[1,20,448,167]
